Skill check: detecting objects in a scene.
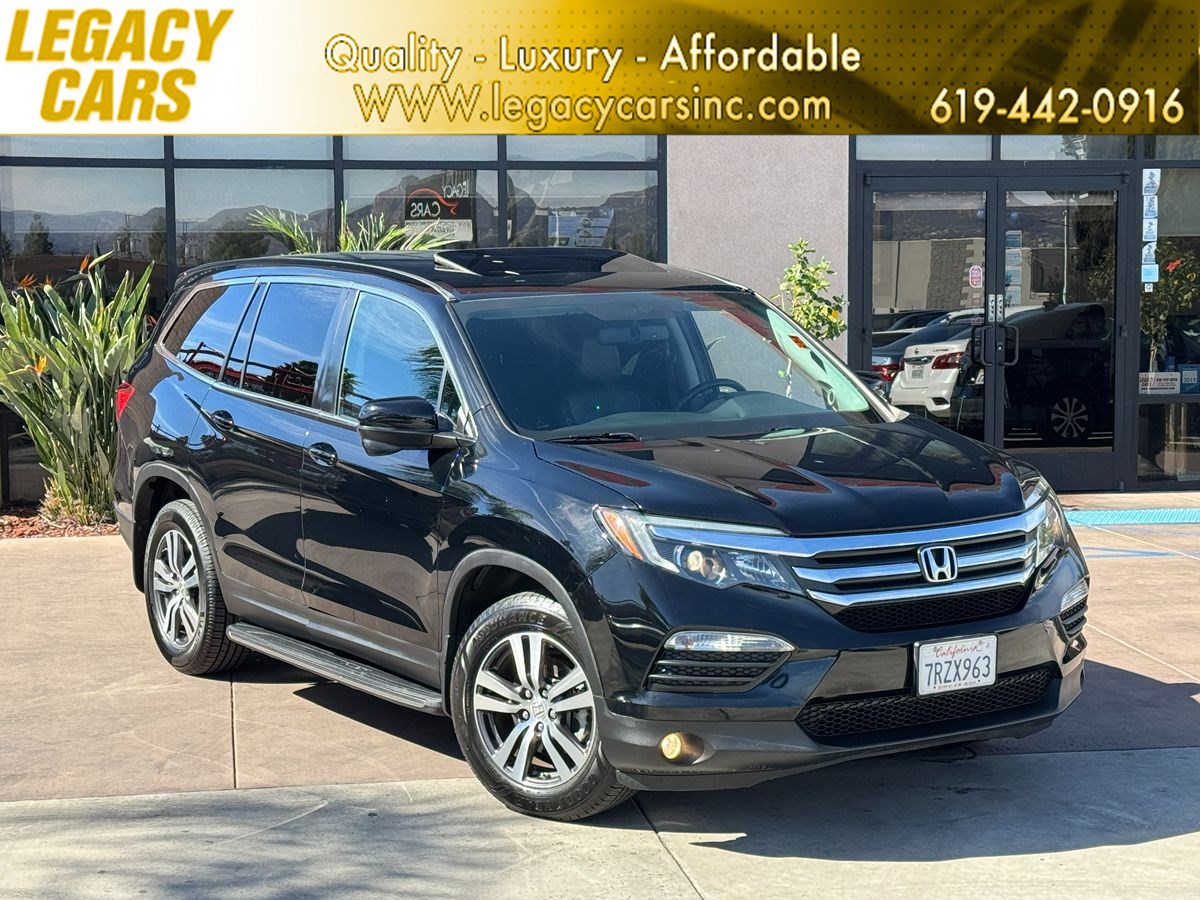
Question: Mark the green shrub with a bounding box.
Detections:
[0,253,151,523]
[777,239,847,342]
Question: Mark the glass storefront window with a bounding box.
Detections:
[1139,403,1200,483]
[174,169,334,265]
[0,408,44,502]
[173,137,333,160]
[999,135,1131,160]
[344,136,498,160]
[0,137,164,158]
[856,136,990,161]
[344,169,500,247]
[507,136,658,161]
[1139,168,1200,376]
[507,170,658,258]
[0,165,168,298]
[1146,136,1200,160]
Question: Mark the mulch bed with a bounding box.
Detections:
[0,503,120,539]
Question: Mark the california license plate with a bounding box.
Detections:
[915,635,997,696]
[909,364,924,379]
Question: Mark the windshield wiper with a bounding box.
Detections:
[548,431,641,445]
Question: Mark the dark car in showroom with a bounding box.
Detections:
[114,248,1088,820]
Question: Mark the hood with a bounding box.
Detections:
[535,415,1027,536]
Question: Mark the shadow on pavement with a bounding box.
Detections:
[230,657,464,760]
[635,661,1200,861]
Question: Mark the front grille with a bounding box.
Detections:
[833,584,1030,632]
[785,505,1047,633]
[797,668,1053,741]
[646,649,786,692]
[1059,597,1087,638]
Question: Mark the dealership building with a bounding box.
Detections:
[1,133,1198,501]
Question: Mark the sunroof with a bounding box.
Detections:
[434,248,657,277]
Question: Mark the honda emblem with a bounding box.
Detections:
[918,545,958,583]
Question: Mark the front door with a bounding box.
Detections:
[300,291,465,682]
[865,176,1127,490]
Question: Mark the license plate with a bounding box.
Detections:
[909,364,924,379]
[915,635,997,696]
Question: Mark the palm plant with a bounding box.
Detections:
[249,202,453,254]
[0,253,152,522]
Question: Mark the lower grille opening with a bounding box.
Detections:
[832,584,1030,633]
[1059,598,1088,638]
[797,667,1053,741]
[646,649,786,692]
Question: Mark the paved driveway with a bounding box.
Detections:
[1,523,1198,897]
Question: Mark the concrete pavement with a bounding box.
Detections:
[1,517,1199,897]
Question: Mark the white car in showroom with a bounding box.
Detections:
[890,303,1113,445]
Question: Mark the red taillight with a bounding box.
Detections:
[871,363,900,383]
[932,352,963,370]
[115,382,136,420]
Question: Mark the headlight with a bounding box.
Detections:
[595,507,796,591]
[1033,485,1069,571]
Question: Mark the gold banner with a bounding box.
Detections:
[1,0,1196,134]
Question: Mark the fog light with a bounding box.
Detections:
[664,631,794,654]
[1061,577,1089,612]
[659,732,702,764]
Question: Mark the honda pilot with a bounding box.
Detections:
[114,248,1088,820]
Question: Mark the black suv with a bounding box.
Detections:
[115,248,1088,820]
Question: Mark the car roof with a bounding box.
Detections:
[179,248,752,301]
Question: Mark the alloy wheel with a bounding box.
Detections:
[472,631,596,789]
[151,529,201,652]
[1049,395,1089,440]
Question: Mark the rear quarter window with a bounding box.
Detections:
[162,283,256,380]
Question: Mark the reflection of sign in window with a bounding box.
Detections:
[404,170,475,243]
[547,206,614,248]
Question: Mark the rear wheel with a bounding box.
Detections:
[144,499,250,675]
[450,592,634,820]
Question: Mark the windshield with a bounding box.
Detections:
[454,291,886,440]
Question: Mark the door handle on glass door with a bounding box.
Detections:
[307,443,338,467]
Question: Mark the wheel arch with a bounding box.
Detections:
[131,463,199,591]
[441,548,604,706]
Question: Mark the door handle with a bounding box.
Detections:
[208,409,234,431]
[1000,324,1020,367]
[306,442,338,467]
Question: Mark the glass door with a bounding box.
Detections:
[996,182,1119,489]
[869,184,991,442]
[865,176,1126,491]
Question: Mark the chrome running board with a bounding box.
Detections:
[227,623,444,714]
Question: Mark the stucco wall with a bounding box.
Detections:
[665,135,850,356]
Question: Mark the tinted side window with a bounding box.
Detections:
[242,283,342,408]
[163,283,254,379]
[339,294,461,424]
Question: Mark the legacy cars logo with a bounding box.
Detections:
[918,545,958,583]
[5,8,233,123]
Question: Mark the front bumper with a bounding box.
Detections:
[588,547,1088,791]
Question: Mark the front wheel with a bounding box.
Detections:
[450,592,634,820]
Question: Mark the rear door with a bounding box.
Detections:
[299,291,469,677]
[191,279,346,617]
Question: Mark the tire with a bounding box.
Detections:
[143,499,250,676]
[450,592,634,820]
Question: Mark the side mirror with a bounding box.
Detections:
[357,396,464,455]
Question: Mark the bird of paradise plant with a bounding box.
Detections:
[0,252,152,523]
